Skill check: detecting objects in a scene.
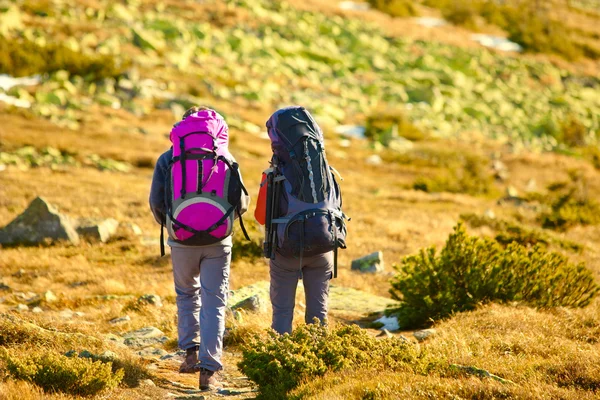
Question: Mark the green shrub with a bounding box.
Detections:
[387,224,598,329]
[367,0,418,18]
[558,114,588,147]
[440,0,483,30]
[413,153,494,195]
[3,351,124,396]
[583,145,600,170]
[238,323,418,399]
[365,110,426,144]
[0,35,125,80]
[539,173,600,230]
[460,212,583,252]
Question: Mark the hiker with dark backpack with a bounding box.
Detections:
[255,106,348,335]
[149,106,250,390]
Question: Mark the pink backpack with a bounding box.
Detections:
[161,109,249,254]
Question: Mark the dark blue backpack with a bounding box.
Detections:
[264,106,348,277]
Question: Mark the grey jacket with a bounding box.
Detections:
[149,148,250,247]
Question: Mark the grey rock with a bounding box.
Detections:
[138,294,163,307]
[414,328,437,342]
[118,222,143,236]
[0,283,10,291]
[141,379,156,386]
[160,350,186,361]
[15,291,38,303]
[15,303,29,312]
[123,326,169,348]
[0,197,80,246]
[109,315,131,324]
[99,351,118,362]
[218,388,253,395]
[32,306,43,313]
[351,251,385,273]
[105,333,124,344]
[232,294,266,313]
[137,346,168,359]
[59,309,74,319]
[76,218,119,243]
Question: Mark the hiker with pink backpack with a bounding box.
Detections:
[149,106,250,390]
[255,106,348,334]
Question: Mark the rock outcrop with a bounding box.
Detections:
[0,197,79,246]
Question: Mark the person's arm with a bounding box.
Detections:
[254,172,268,225]
[149,152,169,225]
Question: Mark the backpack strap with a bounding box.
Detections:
[333,216,338,279]
[219,156,251,241]
[160,221,165,257]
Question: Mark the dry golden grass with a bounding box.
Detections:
[292,303,600,399]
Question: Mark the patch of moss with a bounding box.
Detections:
[412,153,494,196]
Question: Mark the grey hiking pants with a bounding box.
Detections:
[270,251,334,335]
[171,244,231,371]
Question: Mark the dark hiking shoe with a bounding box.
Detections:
[179,346,199,374]
[199,368,222,391]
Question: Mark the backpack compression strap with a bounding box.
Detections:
[221,158,251,241]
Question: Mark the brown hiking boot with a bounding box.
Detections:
[199,368,222,391]
[179,346,199,374]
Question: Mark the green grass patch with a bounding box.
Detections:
[412,153,494,196]
[367,0,418,18]
[0,35,126,79]
[537,172,600,230]
[387,224,598,329]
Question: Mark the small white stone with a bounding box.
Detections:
[44,290,58,302]
[366,154,383,166]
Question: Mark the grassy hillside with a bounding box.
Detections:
[1,0,600,399]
